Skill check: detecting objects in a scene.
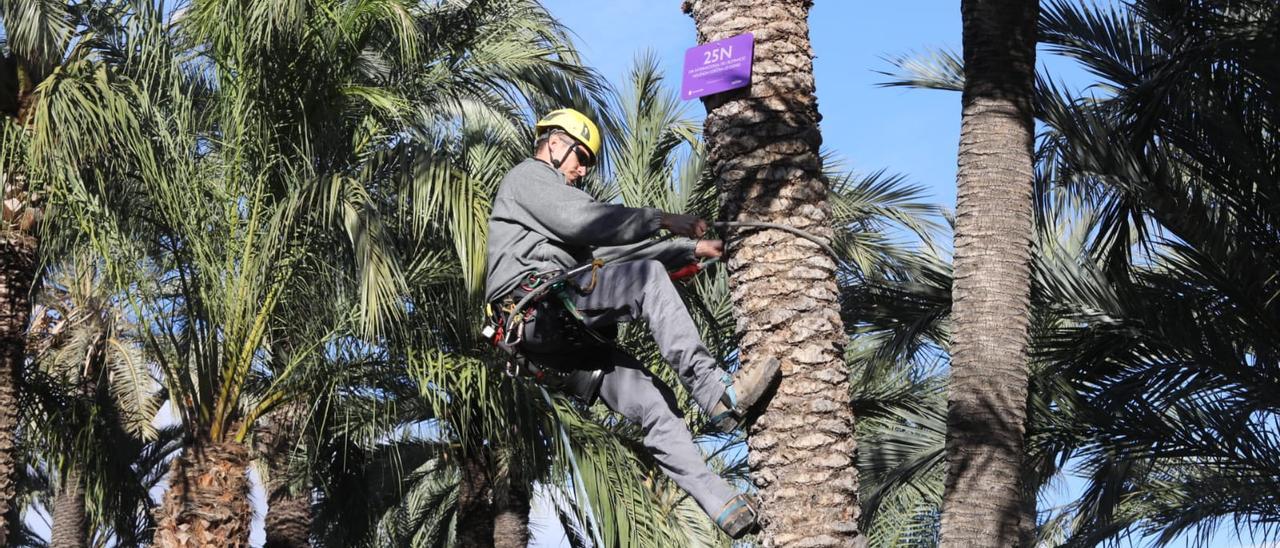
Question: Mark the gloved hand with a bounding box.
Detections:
[660,213,708,238]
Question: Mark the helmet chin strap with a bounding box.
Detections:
[550,142,576,170]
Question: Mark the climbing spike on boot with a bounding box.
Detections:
[708,357,781,433]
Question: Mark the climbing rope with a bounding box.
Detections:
[711,221,840,260]
[504,221,839,329]
[577,258,607,294]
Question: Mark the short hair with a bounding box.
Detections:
[534,128,575,154]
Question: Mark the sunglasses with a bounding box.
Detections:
[572,144,595,168]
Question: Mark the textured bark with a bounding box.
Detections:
[50,466,87,548]
[0,230,37,547]
[263,495,311,548]
[940,0,1039,546]
[492,478,529,548]
[684,1,860,545]
[259,402,312,548]
[10,77,38,128]
[456,454,496,548]
[1019,468,1038,548]
[154,440,253,547]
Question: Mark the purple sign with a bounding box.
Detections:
[681,33,754,100]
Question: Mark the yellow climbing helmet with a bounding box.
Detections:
[535,108,601,161]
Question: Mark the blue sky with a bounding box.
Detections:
[531,1,1256,547]
[550,0,966,209]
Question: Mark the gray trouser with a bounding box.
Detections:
[570,260,727,412]
[565,260,738,517]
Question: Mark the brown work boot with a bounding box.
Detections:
[714,493,761,539]
[707,357,781,433]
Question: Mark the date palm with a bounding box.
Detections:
[0,2,105,541]
[24,254,167,547]
[942,0,1039,542]
[859,1,1280,544]
[846,205,1086,548]
[681,0,860,544]
[943,0,1040,545]
[1033,0,1280,543]
[5,2,203,541]
[23,0,611,543]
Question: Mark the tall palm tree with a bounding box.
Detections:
[24,0,610,543]
[681,0,859,544]
[845,206,1084,548]
[0,2,94,541]
[942,0,1039,546]
[859,1,1280,544]
[24,255,165,547]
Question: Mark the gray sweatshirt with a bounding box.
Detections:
[484,158,697,303]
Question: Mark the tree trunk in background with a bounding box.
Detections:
[154,440,253,547]
[50,466,87,548]
[49,324,107,548]
[684,1,860,545]
[456,453,496,547]
[492,474,530,548]
[260,401,312,548]
[941,0,1039,546]
[1021,465,1039,547]
[264,494,311,548]
[0,228,37,547]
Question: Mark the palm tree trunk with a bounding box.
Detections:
[51,322,110,548]
[1020,473,1038,547]
[456,453,495,548]
[492,470,529,548]
[264,494,311,548]
[154,439,252,547]
[683,1,859,545]
[0,229,37,547]
[50,466,87,548]
[941,0,1039,546]
[260,401,312,548]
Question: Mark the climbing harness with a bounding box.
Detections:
[482,236,675,399]
[486,235,675,354]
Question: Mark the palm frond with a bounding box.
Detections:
[0,0,74,80]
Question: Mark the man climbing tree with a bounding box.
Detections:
[682,1,862,545]
[483,108,781,539]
